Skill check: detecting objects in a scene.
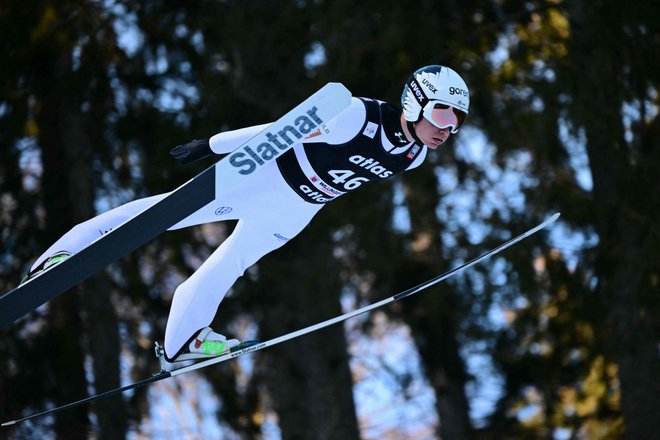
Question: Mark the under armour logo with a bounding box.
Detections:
[395,132,406,143]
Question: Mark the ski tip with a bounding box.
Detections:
[522,212,561,238]
[548,212,561,223]
[534,212,560,232]
[230,340,261,353]
[2,420,17,427]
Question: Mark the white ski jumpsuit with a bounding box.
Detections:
[32,97,427,357]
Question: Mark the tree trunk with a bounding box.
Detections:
[39,85,90,440]
[258,229,361,440]
[568,2,660,438]
[37,49,127,438]
[402,167,473,440]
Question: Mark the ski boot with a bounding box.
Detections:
[20,251,72,285]
[154,327,241,371]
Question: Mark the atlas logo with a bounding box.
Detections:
[449,86,469,97]
[299,184,332,203]
[229,106,325,175]
[349,155,394,178]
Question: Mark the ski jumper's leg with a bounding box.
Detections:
[31,194,168,271]
[163,164,322,357]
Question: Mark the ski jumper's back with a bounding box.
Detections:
[276,98,427,204]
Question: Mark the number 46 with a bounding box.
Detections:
[328,170,369,190]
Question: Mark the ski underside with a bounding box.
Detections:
[1,213,560,427]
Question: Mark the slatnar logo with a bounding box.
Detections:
[229,106,325,175]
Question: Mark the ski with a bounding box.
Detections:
[0,82,352,330]
[1,212,559,427]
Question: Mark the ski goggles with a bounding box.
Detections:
[422,102,467,134]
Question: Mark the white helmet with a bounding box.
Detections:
[401,65,469,134]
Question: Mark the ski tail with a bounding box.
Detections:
[1,372,170,427]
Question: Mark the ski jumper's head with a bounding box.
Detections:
[401,65,470,148]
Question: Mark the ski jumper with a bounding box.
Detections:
[31,97,427,357]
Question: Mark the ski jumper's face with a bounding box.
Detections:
[413,117,451,149]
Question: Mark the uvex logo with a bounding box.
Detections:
[449,86,469,97]
[229,106,325,175]
[421,78,438,93]
[409,80,426,104]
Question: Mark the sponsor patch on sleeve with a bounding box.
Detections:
[407,144,421,159]
[362,122,378,139]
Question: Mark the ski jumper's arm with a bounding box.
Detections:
[209,97,367,154]
[301,97,365,145]
[209,123,272,154]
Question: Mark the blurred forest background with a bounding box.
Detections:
[1,0,658,439]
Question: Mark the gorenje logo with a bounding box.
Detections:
[449,86,469,97]
[229,106,325,175]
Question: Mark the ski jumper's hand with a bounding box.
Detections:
[170,139,214,165]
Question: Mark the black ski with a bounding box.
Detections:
[1,213,559,427]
